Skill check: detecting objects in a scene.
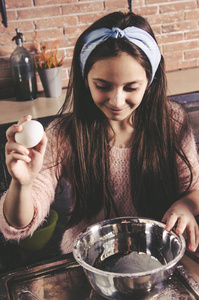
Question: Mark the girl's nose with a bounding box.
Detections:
[109,91,125,107]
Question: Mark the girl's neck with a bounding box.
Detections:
[109,120,134,148]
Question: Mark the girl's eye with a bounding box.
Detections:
[95,84,110,91]
[124,87,137,92]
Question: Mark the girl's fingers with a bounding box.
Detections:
[164,213,178,232]
[162,207,199,252]
[187,224,199,252]
[195,225,199,251]
[5,141,29,156]
[6,152,31,164]
[6,115,32,142]
[187,225,196,252]
[6,124,23,142]
[17,114,32,125]
[175,216,187,235]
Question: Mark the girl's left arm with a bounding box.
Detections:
[162,190,199,252]
[164,102,199,252]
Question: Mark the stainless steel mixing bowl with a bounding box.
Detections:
[73,217,186,300]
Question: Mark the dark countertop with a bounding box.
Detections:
[1,252,199,299]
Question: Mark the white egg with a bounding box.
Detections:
[15,120,44,148]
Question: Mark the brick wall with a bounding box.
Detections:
[0,0,199,99]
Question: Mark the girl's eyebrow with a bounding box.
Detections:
[92,78,143,85]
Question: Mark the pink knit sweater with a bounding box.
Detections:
[0,101,199,254]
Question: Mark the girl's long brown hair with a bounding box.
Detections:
[56,12,192,227]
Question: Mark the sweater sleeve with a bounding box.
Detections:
[170,101,199,193]
[0,122,60,242]
[180,133,199,193]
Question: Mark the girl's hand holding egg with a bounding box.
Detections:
[6,116,47,185]
[15,120,44,148]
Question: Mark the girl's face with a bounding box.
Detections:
[87,53,148,125]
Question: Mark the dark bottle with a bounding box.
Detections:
[10,29,37,101]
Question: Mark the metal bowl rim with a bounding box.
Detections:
[73,217,186,278]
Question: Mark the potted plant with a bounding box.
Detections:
[34,38,65,98]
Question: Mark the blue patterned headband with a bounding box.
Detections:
[80,26,161,84]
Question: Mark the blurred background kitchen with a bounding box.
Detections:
[0,0,199,273]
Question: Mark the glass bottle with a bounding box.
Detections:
[10,29,37,101]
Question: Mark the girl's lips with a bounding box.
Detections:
[107,107,125,115]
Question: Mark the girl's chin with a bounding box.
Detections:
[104,110,133,122]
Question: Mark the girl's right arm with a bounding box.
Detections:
[3,115,47,229]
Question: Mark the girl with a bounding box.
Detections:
[1,11,199,253]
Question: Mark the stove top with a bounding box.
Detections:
[0,253,199,300]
